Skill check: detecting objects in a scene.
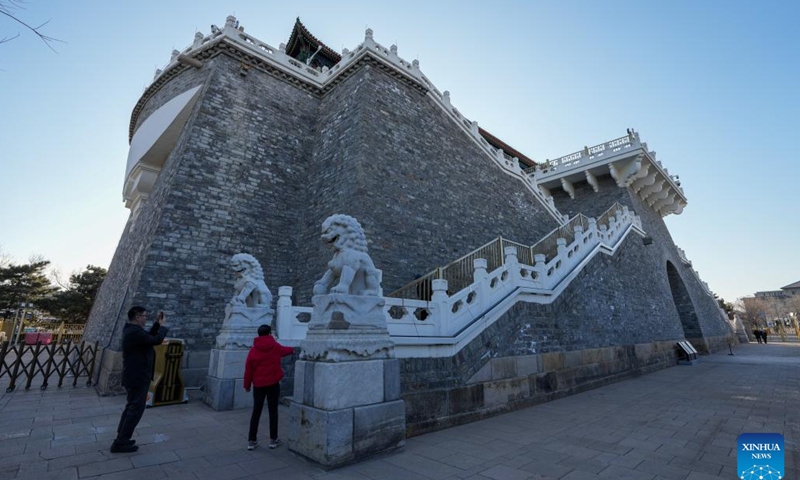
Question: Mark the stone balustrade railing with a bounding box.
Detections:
[146,16,564,224]
[388,203,626,301]
[275,205,643,356]
[676,247,692,266]
[528,131,685,203]
[536,133,639,177]
[675,245,717,301]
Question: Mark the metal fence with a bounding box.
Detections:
[0,340,98,392]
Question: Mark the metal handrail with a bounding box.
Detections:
[388,202,629,299]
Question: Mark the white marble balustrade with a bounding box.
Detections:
[275,207,643,357]
[538,133,637,177]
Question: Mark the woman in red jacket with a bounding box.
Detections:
[243,324,294,450]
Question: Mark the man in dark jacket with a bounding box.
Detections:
[111,306,169,453]
[243,324,293,450]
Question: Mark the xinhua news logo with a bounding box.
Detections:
[737,433,784,480]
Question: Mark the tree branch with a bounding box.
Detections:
[0,1,64,52]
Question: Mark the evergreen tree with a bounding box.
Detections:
[0,260,56,320]
[717,297,735,319]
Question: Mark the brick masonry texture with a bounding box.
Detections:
[85,52,563,391]
[86,47,733,405]
[397,174,733,433]
[550,174,731,347]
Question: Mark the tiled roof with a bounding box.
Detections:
[478,127,536,167]
[285,18,341,65]
[781,280,800,290]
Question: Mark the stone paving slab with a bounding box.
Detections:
[0,342,797,479]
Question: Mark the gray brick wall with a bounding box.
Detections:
[86,53,563,389]
[295,65,561,300]
[396,174,733,433]
[400,230,687,392]
[550,174,731,345]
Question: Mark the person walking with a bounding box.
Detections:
[111,306,169,453]
[243,324,293,450]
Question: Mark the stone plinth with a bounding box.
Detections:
[204,307,273,411]
[204,349,254,411]
[289,358,405,467]
[215,305,273,349]
[300,294,395,362]
[289,294,405,468]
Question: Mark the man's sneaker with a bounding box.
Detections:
[110,441,139,453]
[120,439,136,446]
[269,438,283,449]
[247,441,259,451]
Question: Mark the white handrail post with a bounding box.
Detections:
[431,279,449,335]
[472,258,490,313]
[599,223,609,243]
[573,225,584,246]
[473,258,488,282]
[504,246,520,284]
[431,279,449,301]
[276,286,293,339]
[533,254,547,282]
[587,218,598,244]
[570,225,584,268]
[556,238,568,258]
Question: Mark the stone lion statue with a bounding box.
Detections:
[312,214,382,297]
[229,253,272,307]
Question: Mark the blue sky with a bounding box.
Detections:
[1,1,797,303]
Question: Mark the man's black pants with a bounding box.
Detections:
[116,384,148,442]
[249,383,280,442]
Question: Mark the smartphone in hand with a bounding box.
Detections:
[156,311,164,323]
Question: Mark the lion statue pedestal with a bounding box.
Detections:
[205,253,274,412]
[215,304,274,350]
[289,215,405,468]
[299,294,395,362]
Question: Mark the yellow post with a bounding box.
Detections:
[56,322,65,344]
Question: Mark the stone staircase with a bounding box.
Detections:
[274,203,645,358]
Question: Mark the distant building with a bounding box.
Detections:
[755,290,790,299]
[780,280,800,296]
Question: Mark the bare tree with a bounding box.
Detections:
[735,296,766,330]
[786,294,800,339]
[0,247,12,268]
[764,297,788,341]
[0,0,63,52]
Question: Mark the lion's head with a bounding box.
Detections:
[230,253,264,280]
[320,214,368,253]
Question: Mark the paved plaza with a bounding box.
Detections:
[0,342,797,480]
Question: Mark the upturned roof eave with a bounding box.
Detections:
[286,17,342,64]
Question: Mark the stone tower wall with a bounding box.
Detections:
[400,227,705,434]
[86,52,563,391]
[84,64,214,351]
[295,64,561,300]
[398,175,732,434]
[549,174,731,348]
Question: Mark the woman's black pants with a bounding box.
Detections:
[249,383,280,441]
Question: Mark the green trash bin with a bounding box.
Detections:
[146,339,187,407]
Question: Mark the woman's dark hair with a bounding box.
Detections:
[257,324,272,336]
